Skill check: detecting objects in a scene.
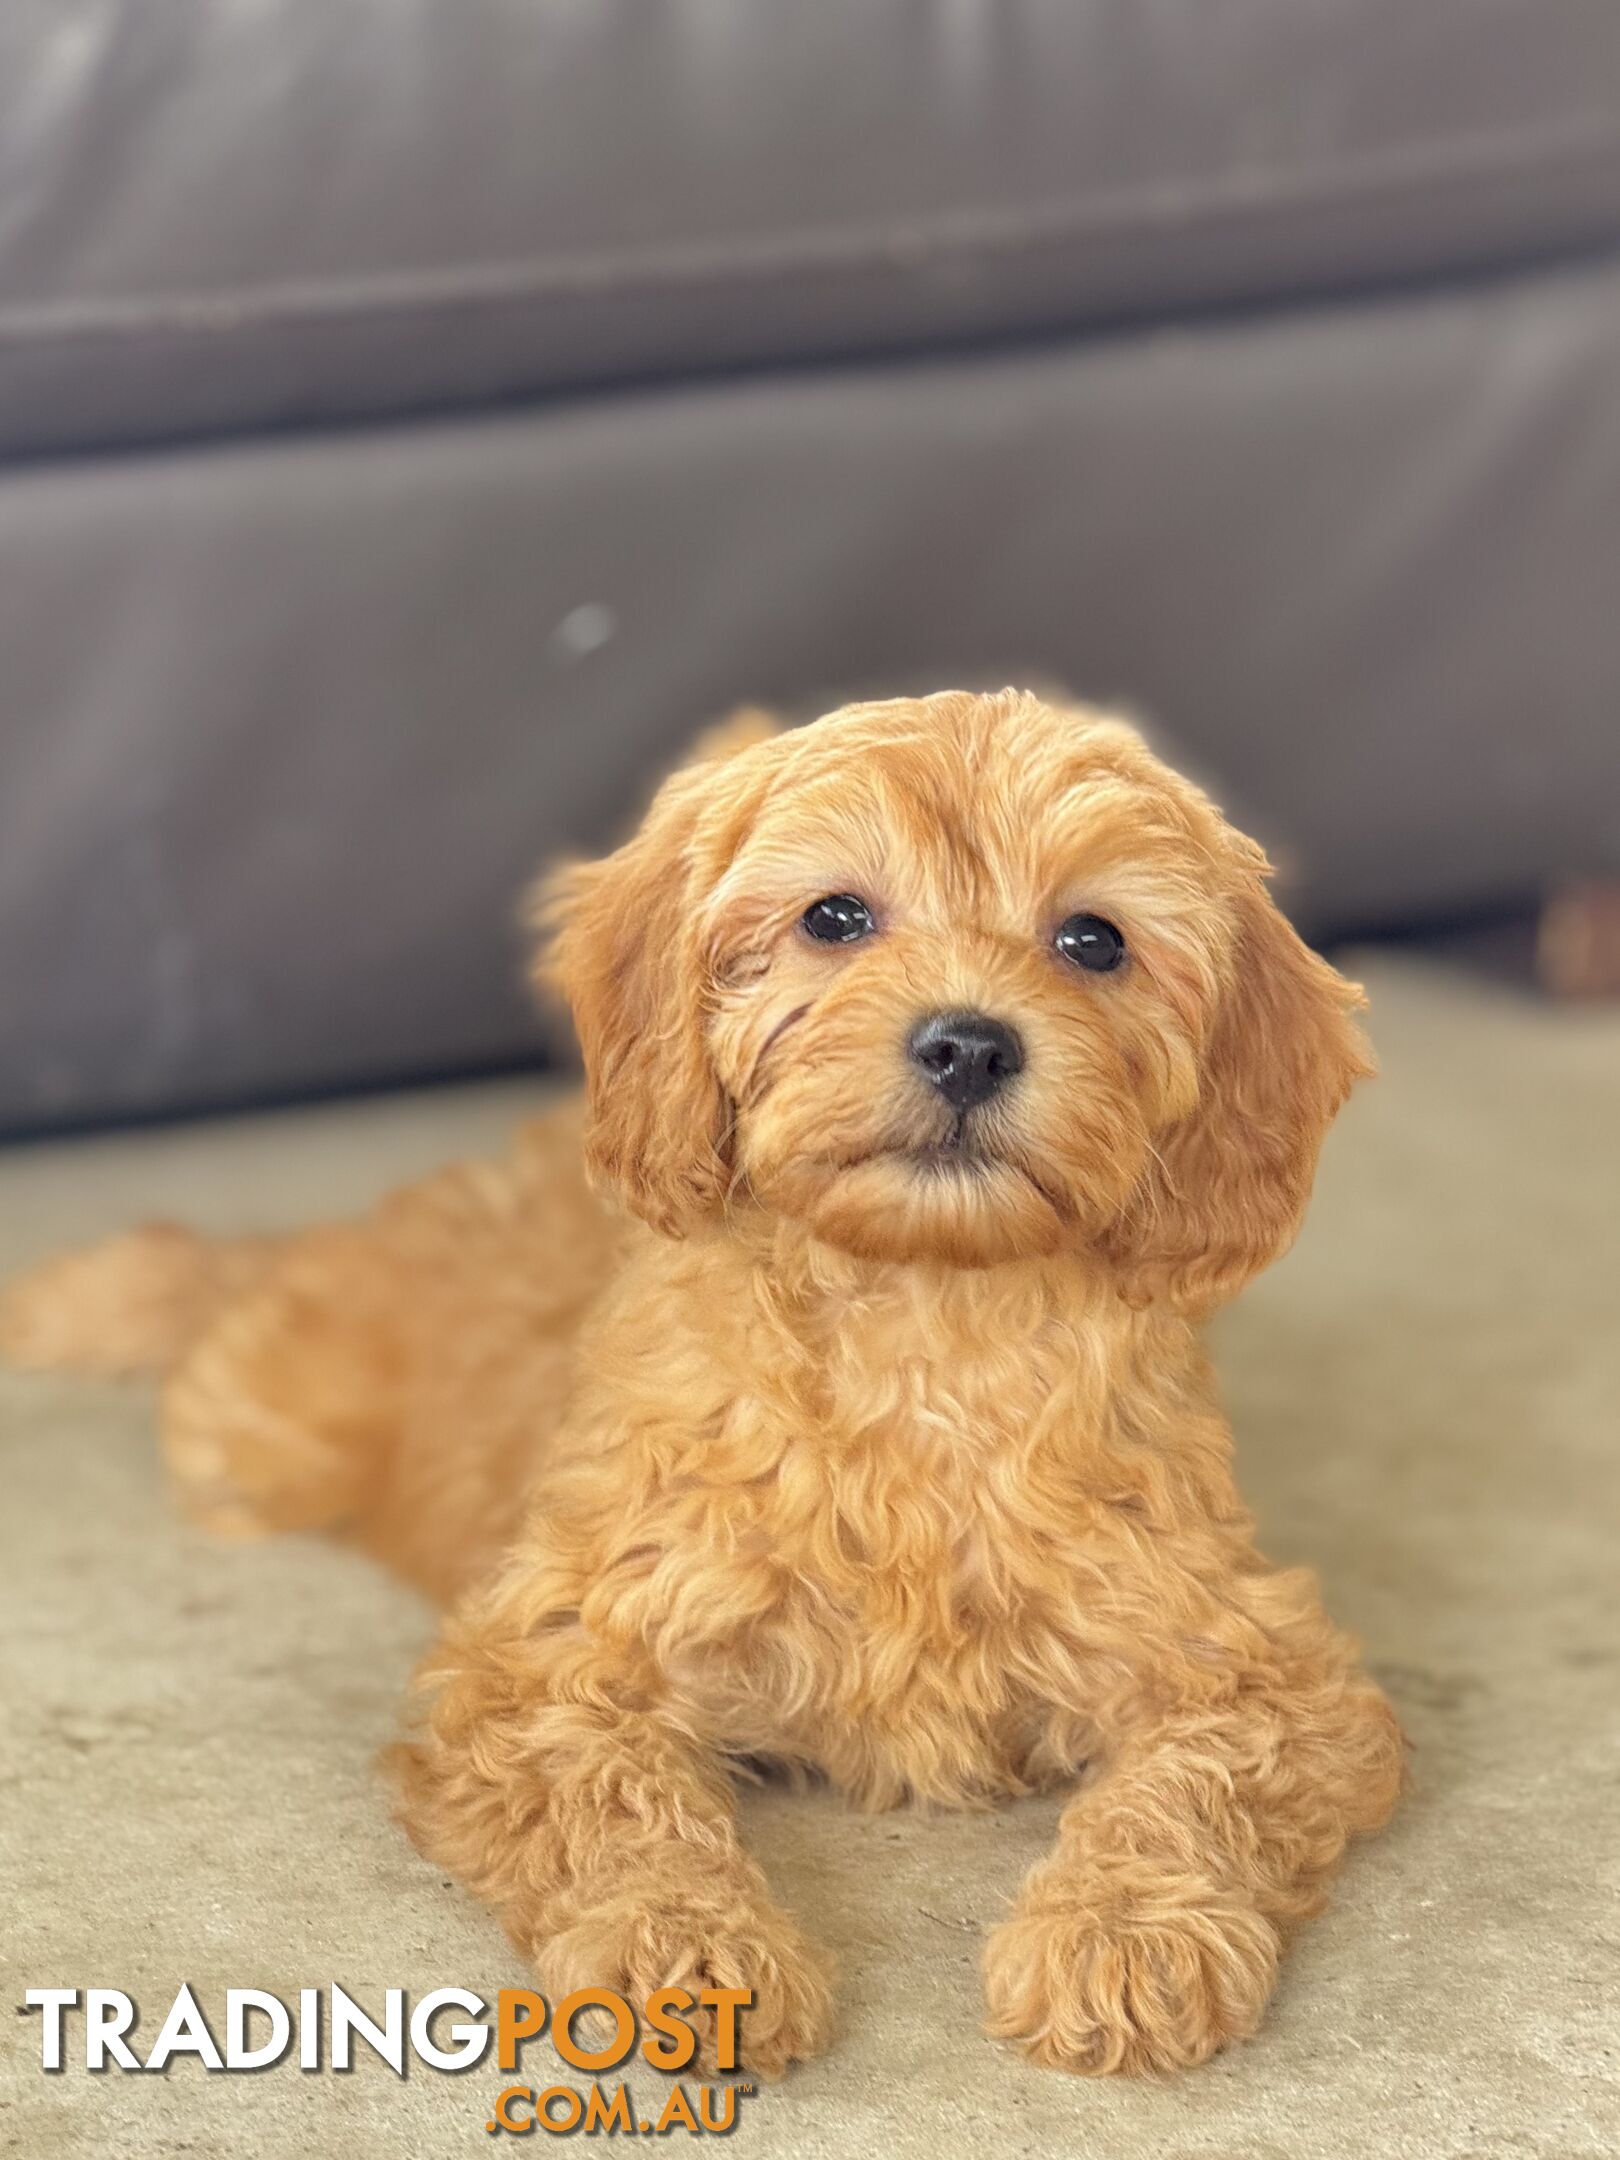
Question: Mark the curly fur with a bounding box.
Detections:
[0,690,1403,2077]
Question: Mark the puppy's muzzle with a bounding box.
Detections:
[907,1011,1024,1112]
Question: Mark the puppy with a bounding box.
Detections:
[1,690,1403,2077]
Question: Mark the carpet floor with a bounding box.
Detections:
[1,953,1616,2158]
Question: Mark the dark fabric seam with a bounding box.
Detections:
[0,117,1617,354]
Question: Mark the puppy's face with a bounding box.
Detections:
[546,693,1370,1307]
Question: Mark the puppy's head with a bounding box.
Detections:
[540,692,1370,1309]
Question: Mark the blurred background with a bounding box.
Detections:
[1,0,1618,1133]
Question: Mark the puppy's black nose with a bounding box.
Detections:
[907,1011,1024,1112]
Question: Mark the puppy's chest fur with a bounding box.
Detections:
[550,1235,1241,1810]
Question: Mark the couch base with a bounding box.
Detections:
[2,256,1617,1127]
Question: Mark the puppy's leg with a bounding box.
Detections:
[158,1226,403,1544]
[985,1588,1402,2073]
[159,1119,614,1597]
[392,1585,834,2079]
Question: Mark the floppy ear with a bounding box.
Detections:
[1103,854,1373,1311]
[533,710,778,1236]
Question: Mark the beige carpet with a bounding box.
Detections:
[1,954,1616,2159]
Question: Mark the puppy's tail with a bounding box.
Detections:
[0,1224,284,1380]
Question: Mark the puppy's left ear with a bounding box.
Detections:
[534,710,778,1237]
[1103,847,1373,1311]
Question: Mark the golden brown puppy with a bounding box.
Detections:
[0,691,1403,2078]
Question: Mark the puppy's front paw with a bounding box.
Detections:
[983,1861,1279,2075]
[543,1873,834,2080]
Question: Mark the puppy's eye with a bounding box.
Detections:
[1055,912,1126,973]
[801,894,875,944]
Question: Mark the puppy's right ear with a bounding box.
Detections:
[1100,847,1372,1310]
[531,710,778,1236]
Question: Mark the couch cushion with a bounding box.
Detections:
[3,254,1619,1131]
[1,0,1617,460]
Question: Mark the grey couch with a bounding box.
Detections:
[3,0,1619,1132]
